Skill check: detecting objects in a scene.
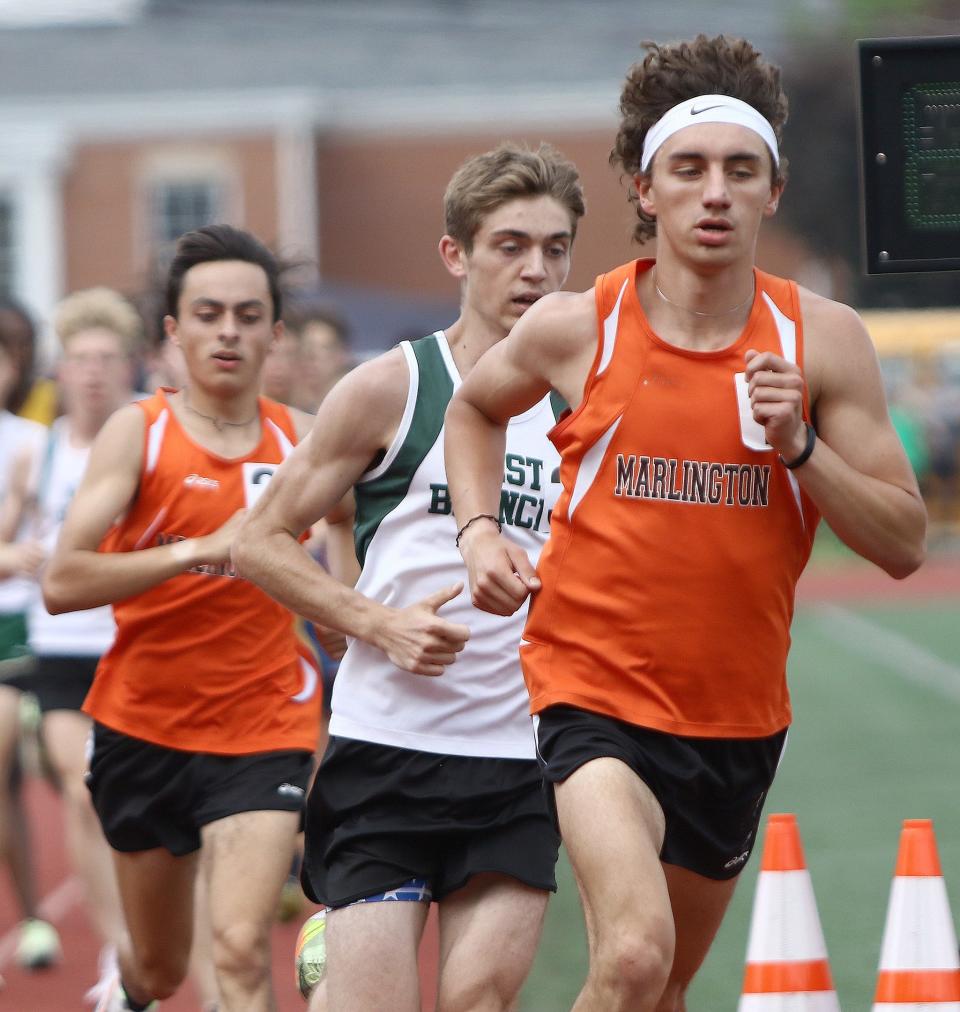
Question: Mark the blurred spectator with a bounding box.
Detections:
[261,329,301,407]
[889,352,960,531]
[284,305,354,412]
[141,335,188,393]
[2,287,141,995]
[925,358,960,529]
[0,307,62,973]
[0,299,57,426]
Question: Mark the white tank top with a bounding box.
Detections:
[28,418,116,656]
[329,333,563,758]
[0,411,48,614]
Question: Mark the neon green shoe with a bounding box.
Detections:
[295,908,327,999]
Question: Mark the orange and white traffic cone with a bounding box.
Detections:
[872,818,960,1010]
[738,813,840,1010]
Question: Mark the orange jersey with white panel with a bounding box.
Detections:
[84,388,321,755]
[522,259,820,738]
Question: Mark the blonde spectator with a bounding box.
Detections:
[2,286,140,998]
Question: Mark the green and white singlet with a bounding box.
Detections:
[0,410,46,630]
[329,332,563,759]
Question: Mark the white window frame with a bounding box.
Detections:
[135,147,242,274]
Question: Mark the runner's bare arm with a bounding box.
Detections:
[234,352,471,676]
[746,291,926,578]
[42,405,245,613]
[0,534,45,579]
[324,491,360,588]
[0,441,45,577]
[445,289,596,615]
[306,491,357,661]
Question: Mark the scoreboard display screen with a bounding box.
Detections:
[859,36,960,273]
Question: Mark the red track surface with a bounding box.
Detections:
[0,780,439,1011]
[796,552,960,603]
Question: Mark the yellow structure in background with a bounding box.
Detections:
[860,308,960,358]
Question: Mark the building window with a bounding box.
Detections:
[150,179,222,253]
[0,195,15,298]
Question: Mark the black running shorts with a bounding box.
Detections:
[534,705,787,880]
[5,654,99,713]
[302,736,560,908]
[87,722,313,856]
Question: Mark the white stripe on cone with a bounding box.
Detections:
[740,994,842,1011]
[873,870,960,1009]
[745,870,831,962]
[878,877,959,969]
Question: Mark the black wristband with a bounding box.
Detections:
[780,422,816,470]
[455,513,502,548]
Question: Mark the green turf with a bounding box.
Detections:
[520,597,960,1010]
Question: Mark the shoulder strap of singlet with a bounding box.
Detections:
[755,270,803,370]
[35,423,60,512]
[595,261,637,321]
[352,334,453,567]
[259,397,298,443]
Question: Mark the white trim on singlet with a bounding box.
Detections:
[360,341,420,483]
[598,278,628,377]
[265,417,295,459]
[761,291,805,525]
[133,505,169,550]
[291,655,318,703]
[436,329,545,425]
[145,408,170,474]
[435,330,462,389]
[567,413,623,520]
[762,291,797,365]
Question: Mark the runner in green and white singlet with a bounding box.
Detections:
[235,144,585,1012]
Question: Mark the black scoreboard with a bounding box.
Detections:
[859,36,960,274]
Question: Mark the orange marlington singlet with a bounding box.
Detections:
[521,259,820,738]
[83,389,321,755]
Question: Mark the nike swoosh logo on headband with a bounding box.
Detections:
[690,102,727,115]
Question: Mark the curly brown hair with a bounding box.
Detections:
[611,35,789,244]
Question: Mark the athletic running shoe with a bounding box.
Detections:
[85,945,118,1006]
[89,968,157,1012]
[295,908,327,999]
[16,918,61,969]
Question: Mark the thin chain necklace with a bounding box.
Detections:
[182,390,258,431]
[653,273,754,318]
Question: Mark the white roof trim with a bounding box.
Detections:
[0,83,618,141]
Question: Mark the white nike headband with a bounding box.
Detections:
[640,94,780,172]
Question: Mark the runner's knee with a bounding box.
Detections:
[592,918,674,1003]
[136,949,190,1000]
[212,919,270,985]
[439,965,526,1012]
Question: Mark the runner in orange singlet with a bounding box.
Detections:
[445,36,926,1012]
[42,225,319,1012]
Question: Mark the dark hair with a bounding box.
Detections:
[444,143,586,252]
[165,224,283,322]
[0,297,37,414]
[611,34,789,244]
[283,302,351,348]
